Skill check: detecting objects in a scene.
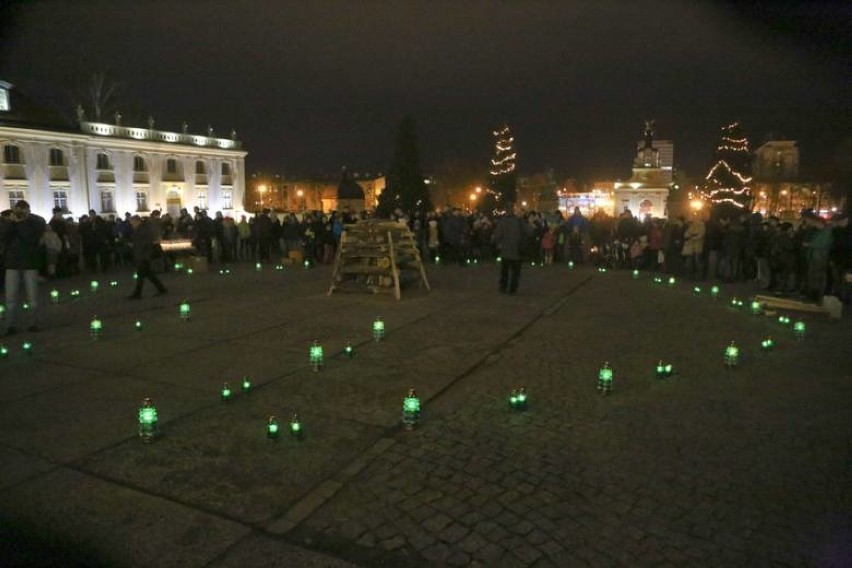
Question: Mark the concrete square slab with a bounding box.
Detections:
[0,445,57,491]
[210,533,358,567]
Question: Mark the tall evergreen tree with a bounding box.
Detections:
[489,123,517,205]
[704,121,753,216]
[377,116,431,217]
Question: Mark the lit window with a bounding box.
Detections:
[133,156,146,172]
[197,191,207,210]
[96,153,111,170]
[53,190,69,212]
[3,145,22,164]
[100,189,115,212]
[222,162,231,176]
[136,191,148,212]
[166,158,177,174]
[0,86,8,111]
[195,161,206,175]
[221,189,232,210]
[49,148,65,166]
[8,189,25,208]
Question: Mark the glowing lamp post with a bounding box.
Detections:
[221,382,232,401]
[138,398,158,442]
[344,341,355,358]
[290,413,302,439]
[724,342,740,368]
[22,341,33,355]
[90,280,99,293]
[597,362,613,394]
[90,316,103,340]
[50,289,60,304]
[267,416,279,439]
[710,285,720,299]
[793,320,806,340]
[179,301,191,321]
[373,317,385,342]
[241,377,252,393]
[655,360,674,378]
[402,388,421,430]
[760,337,775,351]
[309,341,324,371]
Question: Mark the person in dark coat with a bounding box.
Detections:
[492,203,533,295]
[127,215,167,299]
[1,200,47,334]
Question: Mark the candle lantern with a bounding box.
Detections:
[255,262,263,272]
[692,286,702,296]
[22,303,30,310]
[402,388,421,430]
[598,267,607,273]
[749,299,762,315]
[267,415,279,439]
[50,289,60,304]
[710,285,720,299]
[372,317,385,342]
[179,301,191,321]
[597,362,613,394]
[290,413,302,439]
[221,382,232,401]
[110,280,118,287]
[760,337,775,351]
[667,276,676,287]
[778,314,791,325]
[510,387,528,411]
[22,341,33,355]
[241,376,252,393]
[344,341,355,358]
[632,269,639,279]
[138,398,158,442]
[303,259,312,269]
[0,305,4,319]
[724,342,740,368]
[0,343,8,358]
[90,316,103,340]
[274,264,284,271]
[567,260,574,270]
[496,256,503,263]
[793,320,806,340]
[175,262,184,271]
[309,340,324,371]
[70,289,81,298]
[90,280,99,293]
[186,268,194,276]
[434,255,441,264]
[655,360,674,378]
[730,297,744,309]
[134,320,143,331]
[652,276,663,285]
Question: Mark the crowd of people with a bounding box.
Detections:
[2,201,851,334]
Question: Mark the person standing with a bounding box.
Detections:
[1,201,47,335]
[127,215,167,299]
[492,203,532,295]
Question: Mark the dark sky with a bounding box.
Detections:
[2,1,850,184]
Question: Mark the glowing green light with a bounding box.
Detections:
[50,289,60,303]
[110,280,118,287]
[22,341,33,354]
[693,286,702,295]
[402,388,421,429]
[724,342,739,367]
[373,317,385,341]
[179,301,191,320]
[653,276,662,285]
[761,337,775,351]
[241,377,252,392]
[175,262,184,271]
[256,262,263,271]
[434,256,441,264]
[275,264,284,271]
[632,269,639,279]
[598,267,607,273]
[309,341,324,370]
[304,259,311,269]
[267,416,279,438]
[344,341,355,358]
[90,280,99,292]
[655,360,674,378]
[134,320,143,331]
[290,414,302,438]
[567,260,574,269]
[221,383,232,401]
[667,276,676,287]
[710,285,720,298]
[0,305,4,318]
[598,363,613,393]
[70,289,80,297]
[750,300,762,315]
[133,272,138,280]
[793,320,806,339]
[138,398,158,441]
[778,315,791,325]
[22,303,30,310]
[90,317,103,338]
[510,387,528,411]
[186,268,194,276]
[730,297,743,309]
[0,344,8,358]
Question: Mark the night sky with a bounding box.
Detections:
[2,1,850,184]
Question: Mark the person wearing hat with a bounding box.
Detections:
[0,200,47,335]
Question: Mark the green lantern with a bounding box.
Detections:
[133,272,139,280]
[290,413,302,439]
[0,343,8,359]
[303,259,312,269]
[749,299,762,315]
[509,388,519,410]
[309,340,324,371]
[70,289,81,298]
[138,398,158,442]
[655,360,673,378]
[110,280,119,287]
[256,262,263,272]
[174,262,184,271]
[652,276,663,285]
[344,341,355,358]
[434,255,441,264]
[778,314,791,326]
[275,264,284,271]
[496,255,503,263]
[692,286,702,296]
[632,269,639,279]
[90,280,99,293]
[793,320,806,340]
[667,276,676,287]
[179,300,191,321]
[710,285,720,299]
[509,387,528,411]
[372,317,385,342]
[0,305,4,320]
[186,268,194,276]
[266,415,279,439]
[50,289,60,304]
[402,388,421,430]
[134,320,143,331]
[598,267,607,273]
[22,302,30,310]
[567,260,574,270]
[221,382,232,401]
[22,341,33,355]
[241,376,252,393]
[597,362,613,394]
[730,297,743,309]
[760,337,775,351]
[724,342,739,368]
[90,316,103,340]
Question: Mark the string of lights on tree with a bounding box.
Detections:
[703,121,753,210]
[489,123,517,203]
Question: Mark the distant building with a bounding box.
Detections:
[0,80,247,219]
[612,120,673,219]
[249,171,384,214]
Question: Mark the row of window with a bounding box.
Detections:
[6,189,232,214]
[3,145,232,176]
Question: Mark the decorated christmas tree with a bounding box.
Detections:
[489,123,517,205]
[704,121,753,216]
[377,116,431,218]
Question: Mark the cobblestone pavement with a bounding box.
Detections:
[0,260,849,566]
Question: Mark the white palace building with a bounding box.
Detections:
[0,80,247,219]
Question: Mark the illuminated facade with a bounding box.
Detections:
[612,120,673,219]
[0,80,246,219]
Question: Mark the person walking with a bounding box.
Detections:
[1,201,47,335]
[127,215,167,299]
[492,203,532,295]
